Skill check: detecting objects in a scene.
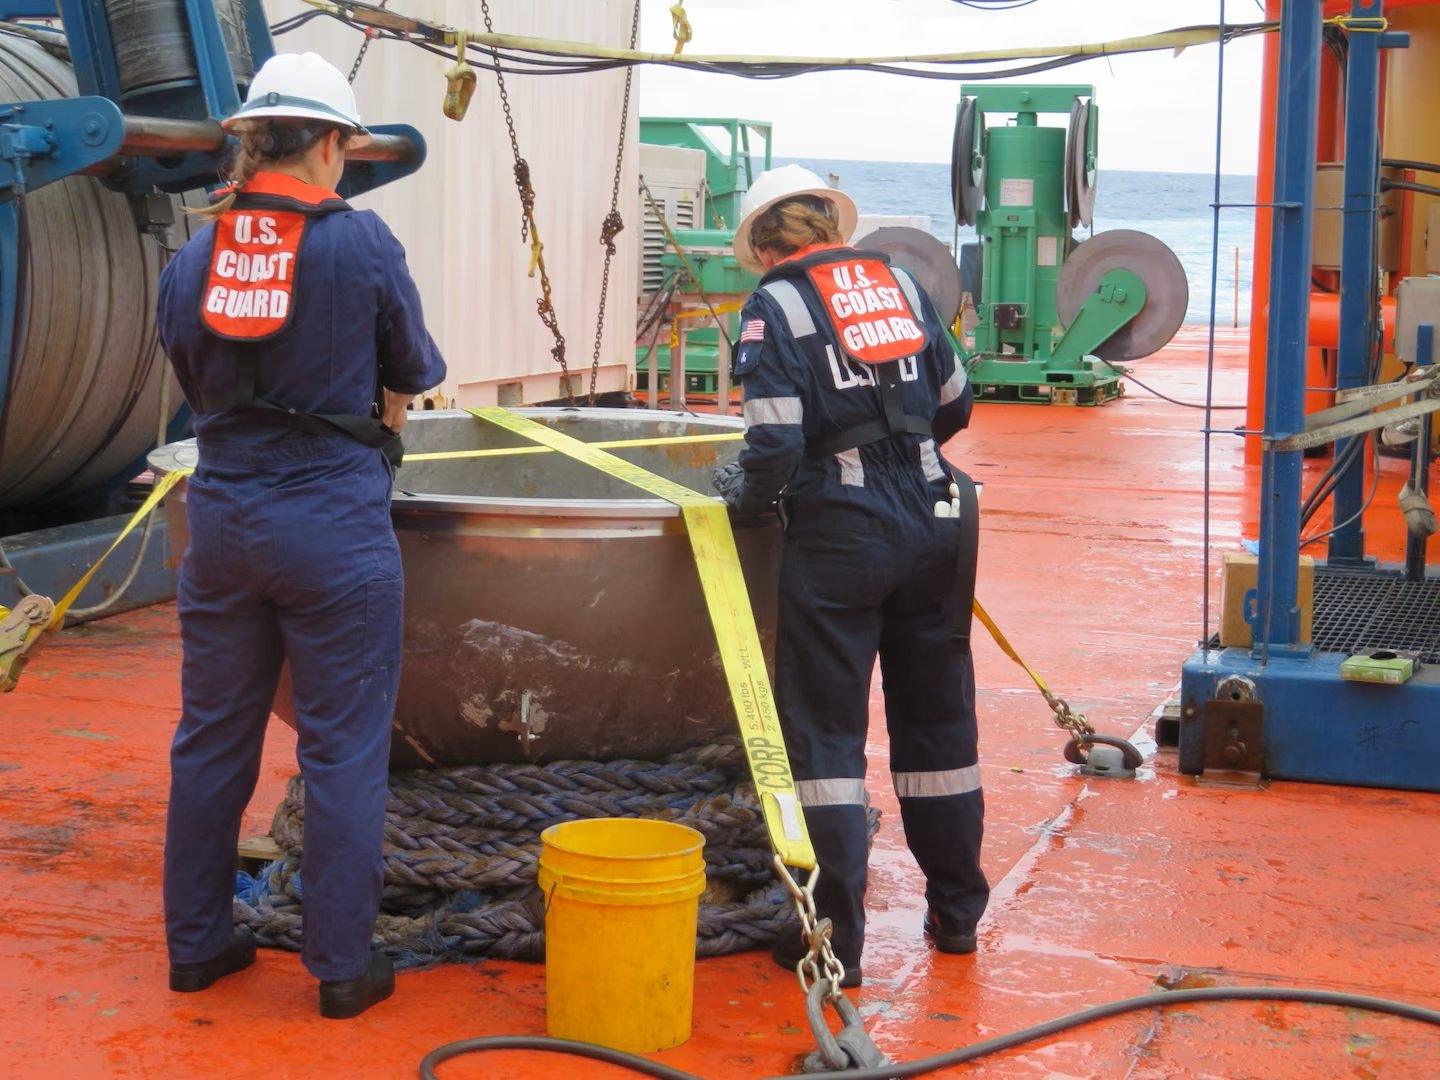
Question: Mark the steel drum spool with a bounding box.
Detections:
[0,32,188,512]
[950,96,983,227]
[855,225,964,328]
[1056,229,1189,362]
[1065,97,1098,231]
[150,410,782,769]
[104,0,254,101]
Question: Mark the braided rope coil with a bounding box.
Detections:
[234,744,874,969]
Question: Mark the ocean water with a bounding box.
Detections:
[779,158,1258,326]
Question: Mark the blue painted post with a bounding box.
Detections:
[1256,0,1323,651]
[1329,0,1384,567]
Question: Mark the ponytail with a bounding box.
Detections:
[192,117,351,221]
[748,195,844,260]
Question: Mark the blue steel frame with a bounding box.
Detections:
[1253,0,1323,655]
[1180,0,1440,793]
[1328,0,1407,566]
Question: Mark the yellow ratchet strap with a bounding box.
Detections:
[468,406,816,871]
[3,469,191,692]
[972,598,1053,698]
[404,431,742,463]
[46,469,191,630]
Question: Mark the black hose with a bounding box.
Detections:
[420,1036,698,1080]
[1382,156,1440,177]
[1095,359,1246,410]
[418,985,1440,1079]
[1380,178,1440,200]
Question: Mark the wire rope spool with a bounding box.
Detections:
[104,0,254,104]
[1055,230,1188,362]
[853,225,964,328]
[950,95,984,227]
[0,32,191,511]
[1065,96,1098,231]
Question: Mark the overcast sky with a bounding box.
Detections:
[636,0,1266,174]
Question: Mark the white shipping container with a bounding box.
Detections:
[266,0,640,406]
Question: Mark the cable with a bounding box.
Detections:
[1382,156,1440,176]
[1381,178,1440,200]
[1096,359,1246,410]
[1302,435,1382,548]
[417,986,1440,1079]
[282,7,1271,83]
[65,246,177,622]
[953,0,1041,9]
[1299,430,1365,527]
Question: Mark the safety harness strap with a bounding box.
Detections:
[219,351,404,468]
[806,358,934,457]
[806,415,934,458]
[950,468,980,646]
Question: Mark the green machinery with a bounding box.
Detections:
[636,118,769,399]
[953,85,1189,405]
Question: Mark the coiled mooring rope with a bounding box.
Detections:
[234,743,872,969]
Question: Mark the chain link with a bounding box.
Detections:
[479,0,573,402]
[585,0,642,405]
[1040,688,1096,745]
[347,0,389,83]
[773,856,847,1002]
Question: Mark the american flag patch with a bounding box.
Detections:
[739,319,765,343]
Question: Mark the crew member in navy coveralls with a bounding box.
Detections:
[155,53,445,1018]
[713,165,988,985]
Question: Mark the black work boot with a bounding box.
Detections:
[923,909,978,955]
[772,927,863,988]
[169,928,257,992]
[319,951,395,1019]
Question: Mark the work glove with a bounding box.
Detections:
[712,462,746,510]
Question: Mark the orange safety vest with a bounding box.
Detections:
[201,172,350,341]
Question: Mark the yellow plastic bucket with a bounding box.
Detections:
[537,817,707,1054]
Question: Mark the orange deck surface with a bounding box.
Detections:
[4,327,1439,1078]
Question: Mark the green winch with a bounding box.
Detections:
[953,84,1189,405]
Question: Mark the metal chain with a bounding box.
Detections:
[773,857,847,1002]
[479,0,573,402]
[1040,687,1096,745]
[586,0,642,405]
[347,0,389,83]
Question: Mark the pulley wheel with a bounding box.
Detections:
[1065,97,1098,230]
[854,225,964,327]
[1056,230,1188,362]
[950,96,983,227]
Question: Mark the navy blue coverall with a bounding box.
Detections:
[730,244,988,967]
[156,172,446,981]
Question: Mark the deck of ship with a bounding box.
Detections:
[4,327,1439,1078]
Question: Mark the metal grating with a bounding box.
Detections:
[1311,567,1440,664]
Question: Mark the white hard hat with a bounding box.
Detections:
[225,52,370,145]
[732,164,859,273]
